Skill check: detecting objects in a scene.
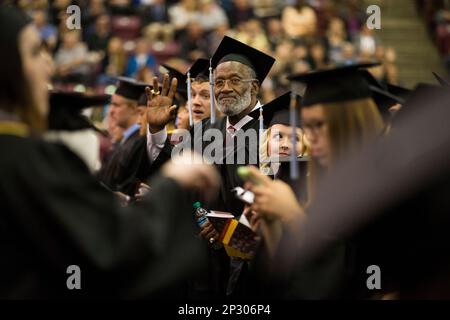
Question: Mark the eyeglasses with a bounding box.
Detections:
[214,77,256,89]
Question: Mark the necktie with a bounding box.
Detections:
[225,125,237,157]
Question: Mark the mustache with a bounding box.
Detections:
[218,94,237,100]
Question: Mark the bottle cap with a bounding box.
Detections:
[193,202,202,209]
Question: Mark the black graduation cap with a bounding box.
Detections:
[137,93,147,107]
[369,86,405,118]
[359,69,383,88]
[248,92,301,127]
[188,58,210,80]
[386,84,412,101]
[161,58,211,104]
[288,63,380,107]
[360,70,405,117]
[160,64,188,101]
[432,71,450,87]
[391,83,443,124]
[161,58,210,84]
[114,76,148,101]
[211,36,275,84]
[48,91,110,131]
[161,64,186,84]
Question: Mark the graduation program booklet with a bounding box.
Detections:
[207,211,259,259]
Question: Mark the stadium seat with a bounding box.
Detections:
[111,15,142,40]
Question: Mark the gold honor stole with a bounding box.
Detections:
[0,121,29,137]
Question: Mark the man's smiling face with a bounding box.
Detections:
[214,61,257,117]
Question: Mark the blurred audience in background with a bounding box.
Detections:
[15,0,417,102]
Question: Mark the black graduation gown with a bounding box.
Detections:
[273,159,309,204]
[147,115,262,216]
[207,116,261,216]
[98,129,146,196]
[135,133,174,185]
[233,233,347,299]
[0,130,205,299]
[137,115,262,298]
[260,86,450,299]
[187,116,262,298]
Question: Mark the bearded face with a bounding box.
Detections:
[216,83,252,117]
[214,61,258,117]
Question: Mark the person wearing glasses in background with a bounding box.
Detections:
[242,63,385,299]
[143,36,275,299]
[146,36,275,217]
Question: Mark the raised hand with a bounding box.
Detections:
[146,74,178,133]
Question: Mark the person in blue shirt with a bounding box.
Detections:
[124,38,157,78]
[32,8,57,50]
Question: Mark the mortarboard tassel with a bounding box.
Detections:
[289,91,299,180]
[259,106,264,171]
[259,106,264,146]
[209,59,216,125]
[186,71,194,127]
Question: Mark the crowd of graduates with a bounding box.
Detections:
[1,2,450,300]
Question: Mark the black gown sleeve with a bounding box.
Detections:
[1,137,205,298]
[137,135,174,184]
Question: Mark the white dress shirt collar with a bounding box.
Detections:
[225,101,262,136]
